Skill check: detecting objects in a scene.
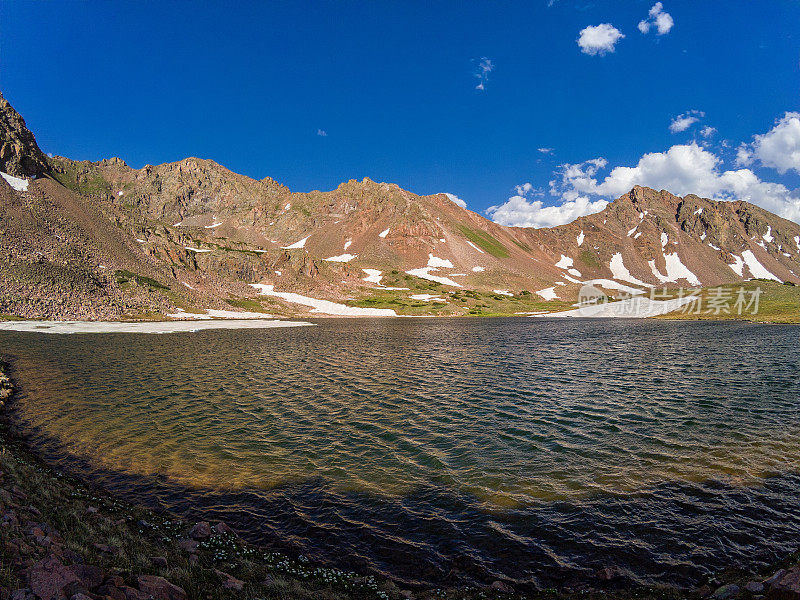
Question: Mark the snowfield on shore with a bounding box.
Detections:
[0,319,311,334]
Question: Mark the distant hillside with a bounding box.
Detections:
[2,91,799,319]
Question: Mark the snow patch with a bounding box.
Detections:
[379,227,390,238]
[700,232,706,241]
[728,255,745,277]
[465,240,485,254]
[741,250,781,281]
[283,235,310,249]
[648,260,670,284]
[555,255,574,269]
[427,254,454,268]
[251,283,397,316]
[562,274,583,284]
[609,253,652,287]
[708,243,721,251]
[583,279,647,296]
[284,203,291,210]
[406,267,463,287]
[344,240,352,251]
[763,226,774,243]
[0,171,29,191]
[694,207,703,215]
[493,290,513,296]
[136,238,146,243]
[410,294,446,302]
[634,232,642,239]
[577,231,585,246]
[663,253,701,286]
[795,236,800,253]
[542,296,695,319]
[184,246,211,253]
[0,319,310,334]
[567,268,582,277]
[472,266,485,272]
[205,221,223,229]
[661,233,668,248]
[324,253,357,262]
[627,225,638,237]
[362,269,383,284]
[536,287,558,301]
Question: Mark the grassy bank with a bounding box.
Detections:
[657,281,800,323]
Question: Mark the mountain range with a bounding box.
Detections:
[2,91,799,320]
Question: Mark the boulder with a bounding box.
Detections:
[746,581,765,594]
[490,580,514,594]
[136,575,187,600]
[176,539,198,553]
[27,555,79,600]
[188,521,211,539]
[95,584,126,600]
[67,564,105,590]
[712,583,740,599]
[212,522,235,536]
[121,586,151,600]
[768,567,800,600]
[215,570,244,591]
[597,566,620,581]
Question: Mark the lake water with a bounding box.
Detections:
[2,318,800,591]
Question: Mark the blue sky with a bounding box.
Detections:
[2,1,800,226]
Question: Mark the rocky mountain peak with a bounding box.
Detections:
[0,92,49,177]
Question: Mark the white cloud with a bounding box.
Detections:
[444,193,467,208]
[538,147,554,154]
[737,112,800,174]
[554,143,800,223]
[577,24,625,56]
[669,110,704,133]
[316,129,328,137]
[638,2,674,35]
[473,57,494,90]
[487,190,608,228]
[735,145,753,167]
[700,126,717,138]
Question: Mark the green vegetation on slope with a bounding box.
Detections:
[114,269,170,291]
[347,279,573,317]
[49,160,112,197]
[658,281,800,323]
[456,225,510,258]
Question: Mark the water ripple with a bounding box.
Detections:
[2,318,800,590]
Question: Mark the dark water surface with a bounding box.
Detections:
[2,318,800,590]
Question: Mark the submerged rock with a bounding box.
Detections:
[712,583,740,599]
[747,581,765,594]
[490,580,515,594]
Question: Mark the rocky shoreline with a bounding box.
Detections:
[1,359,799,600]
